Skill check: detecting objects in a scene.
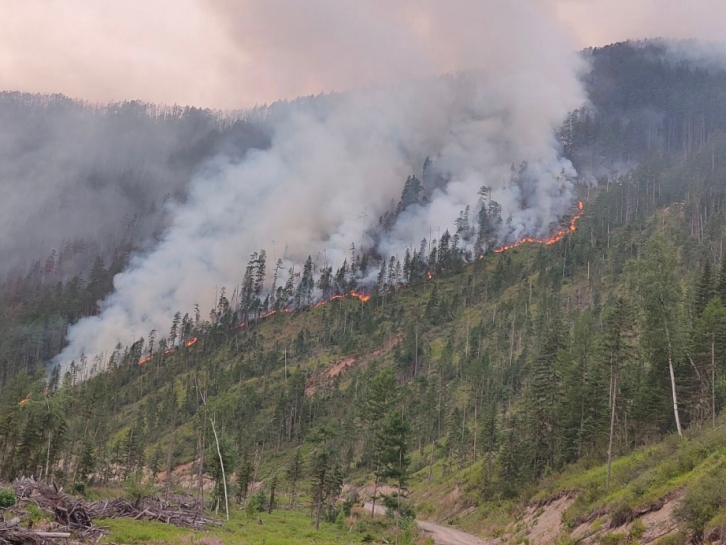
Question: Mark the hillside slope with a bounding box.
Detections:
[6,41,726,544]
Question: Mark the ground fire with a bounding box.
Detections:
[494,200,584,253]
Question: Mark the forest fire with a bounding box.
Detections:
[349,290,371,303]
[18,393,31,406]
[138,355,153,365]
[184,337,198,348]
[494,200,584,253]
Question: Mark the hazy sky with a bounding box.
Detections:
[0,0,719,109]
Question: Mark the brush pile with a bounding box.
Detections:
[88,495,215,530]
[0,477,217,544]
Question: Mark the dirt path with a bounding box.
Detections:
[363,503,490,545]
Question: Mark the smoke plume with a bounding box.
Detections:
[55,0,586,369]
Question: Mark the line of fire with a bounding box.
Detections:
[137,201,584,366]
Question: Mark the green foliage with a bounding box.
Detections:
[246,488,268,514]
[629,519,646,539]
[122,473,155,503]
[0,488,16,508]
[598,533,627,545]
[676,471,726,538]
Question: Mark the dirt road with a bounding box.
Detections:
[363,503,490,545]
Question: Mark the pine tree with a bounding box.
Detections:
[310,449,330,530]
[76,441,96,484]
[526,307,566,478]
[696,260,716,316]
[627,236,684,438]
[286,448,303,507]
[696,299,726,427]
[236,451,254,503]
[718,252,726,305]
[601,298,636,492]
[376,411,411,528]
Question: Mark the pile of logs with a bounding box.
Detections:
[88,496,216,531]
[0,516,72,545]
[0,477,217,544]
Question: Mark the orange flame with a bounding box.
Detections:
[260,309,277,319]
[138,355,153,365]
[494,201,584,253]
[18,393,31,405]
[350,290,371,303]
[163,348,176,355]
[185,337,198,348]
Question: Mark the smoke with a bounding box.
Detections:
[55,0,586,369]
[552,0,726,49]
[0,93,269,276]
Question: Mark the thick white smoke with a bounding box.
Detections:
[55,0,586,369]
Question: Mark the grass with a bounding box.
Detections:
[407,418,726,542]
[99,506,408,545]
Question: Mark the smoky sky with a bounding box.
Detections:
[52,0,588,370]
[1,1,720,109]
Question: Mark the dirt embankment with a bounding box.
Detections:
[305,333,402,395]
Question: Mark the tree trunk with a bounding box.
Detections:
[606,370,618,493]
[209,416,229,521]
[165,404,176,501]
[315,493,323,530]
[44,431,52,483]
[268,481,275,514]
[713,333,717,428]
[371,473,379,519]
[663,319,683,438]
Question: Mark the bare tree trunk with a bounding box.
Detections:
[44,431,52,483]
[713,333,717,428]
[606,370,618,493]
[209,416,229,521]
[371,472,379,519]
[663,319,683,438]
[315,493,323,530]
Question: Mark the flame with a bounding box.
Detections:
[163,348,176,355]
[18,393,31,405]
[350,290,371,303]
[185,337,198,348]
[260,309,277,319]
[494,201,584,253]
[138,355,153,365]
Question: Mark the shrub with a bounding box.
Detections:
[629,519,646,539]
[653,532,686,545]
[122,473,155,503]
[676,472,726,538]
[0,488,16,508]
[342,497,354,517]
[245,488,267,514]
[599,532,627,545]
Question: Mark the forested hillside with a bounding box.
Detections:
[4,40,726,543]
